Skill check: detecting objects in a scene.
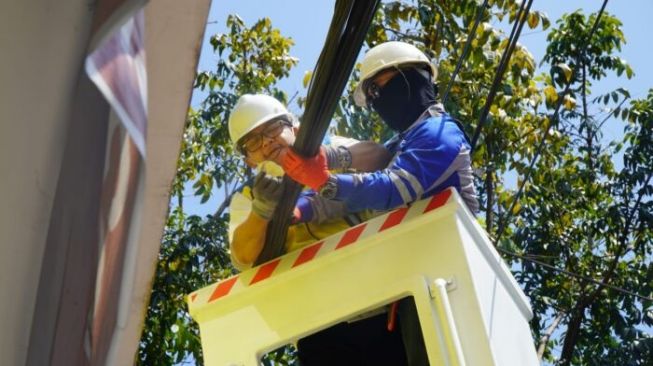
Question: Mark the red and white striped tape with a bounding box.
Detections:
[189,189,453,306]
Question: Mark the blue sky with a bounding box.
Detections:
[198,0,652,113]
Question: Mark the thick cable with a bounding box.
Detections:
[256,0,380,265]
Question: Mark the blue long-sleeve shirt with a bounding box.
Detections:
[334,109,479,213]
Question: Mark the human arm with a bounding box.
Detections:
[294,192,348,223]
[333,119,469,212]
[283,116,471,213]
[324,139,392,172]
[348,141,392,171]
[229,173,282,269]
[281,140,392,192]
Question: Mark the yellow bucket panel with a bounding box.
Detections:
[187,188,538,366]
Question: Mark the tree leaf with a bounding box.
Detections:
[303,70,313,89]
[527,12,540,29]
[557,63,573,82]
[544,85,558,104]
[563,95,576,110]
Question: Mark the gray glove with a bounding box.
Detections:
[251,172,283,220]
[307,194,347,223]
[324,145,352,170]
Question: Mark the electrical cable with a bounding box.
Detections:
[441,0,490,105]
[497,247,653,302]
[470,0,534,151]
[255,0,380,265]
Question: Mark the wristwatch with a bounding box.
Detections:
[336,145,352,170]
[319,175,339,199]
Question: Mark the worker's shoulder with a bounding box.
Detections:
[409,114,467,145]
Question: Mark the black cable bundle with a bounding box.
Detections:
[255,0,380,265]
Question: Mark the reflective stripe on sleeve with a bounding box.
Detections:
[390,167,424,200]
[425,145,479,213]
[387,170,414,204]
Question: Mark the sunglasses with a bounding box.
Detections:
[365,68,401,104]
[238,118,292,155]
[365,66,431,104]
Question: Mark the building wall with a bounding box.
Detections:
[0,0,210,363]
[0,1,97,364]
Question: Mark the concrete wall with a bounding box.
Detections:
[0,1,97,364]
[0,0,210,364]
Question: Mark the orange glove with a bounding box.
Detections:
[281,147,330,191]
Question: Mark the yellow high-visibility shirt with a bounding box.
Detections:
[228,136,380,270]
[229,187,360,270]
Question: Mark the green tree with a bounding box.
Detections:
[507,11,652,365]
[353,3,652,364]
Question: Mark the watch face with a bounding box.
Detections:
[319,179,338,199]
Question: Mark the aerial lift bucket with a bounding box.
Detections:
[187,188,539,365]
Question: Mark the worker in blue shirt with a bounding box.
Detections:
[283,41,478,218]
[282,41,479,366]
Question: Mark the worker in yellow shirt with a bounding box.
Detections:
[227,94,390,270]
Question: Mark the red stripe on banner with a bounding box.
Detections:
[191,293,197,302]
[336,224,367,249]
[379,207,409,232]
[292,241,324,268]
[424,190,452,213]
[250,259,281,285]
[208,276,239,302]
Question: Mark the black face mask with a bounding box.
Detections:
[371,68,436,132]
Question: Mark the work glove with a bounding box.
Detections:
[308,194,347,223]
[251,172,283,220]
[281,147,330,191]
[323,145,352,171]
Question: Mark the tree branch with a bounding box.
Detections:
[381,26,425,43]
[211,180,244,222]
[537,311,565,360]
[560,170,653,364]
[596,96,630,129]
[582,61,593,177]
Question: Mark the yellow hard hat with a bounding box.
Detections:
[228,94,291,148]
[353,41,438,107]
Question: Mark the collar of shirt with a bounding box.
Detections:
[385,103,446,147]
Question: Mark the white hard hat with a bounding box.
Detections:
[228,94,290,147]
[353,41,438,107]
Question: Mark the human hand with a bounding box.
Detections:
[251,172,283,220]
